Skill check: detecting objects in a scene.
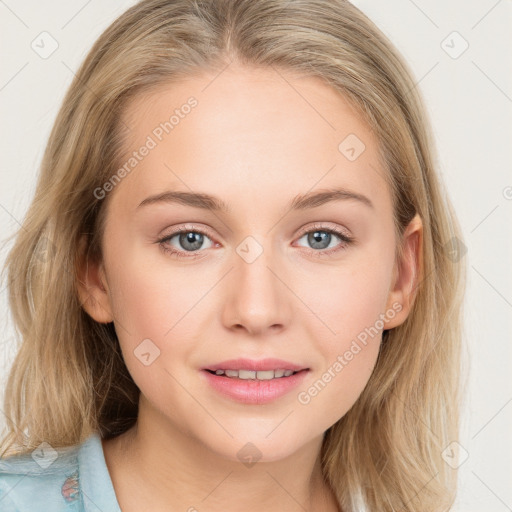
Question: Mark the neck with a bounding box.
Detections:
[102,396,340,512]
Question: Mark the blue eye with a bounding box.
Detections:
[297,229,348,251]
[158,228,214,259]
[157,224,353,259]
[294,225,353,257]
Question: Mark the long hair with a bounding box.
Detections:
[0,1,467,510]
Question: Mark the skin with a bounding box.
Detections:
[78,63,422,512]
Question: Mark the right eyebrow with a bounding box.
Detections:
[137,190,229,211]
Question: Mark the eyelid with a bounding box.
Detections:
[157,221,354,258]
[295,222,352,241]
[157,223,217,260]
[159,222,352,244]
[160,223,218,241]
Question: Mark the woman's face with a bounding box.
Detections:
[84,64,418,462]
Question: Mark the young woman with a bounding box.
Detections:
[0,1,466,510]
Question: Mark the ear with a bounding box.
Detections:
[76,235,114,324]
[384,213,423,329]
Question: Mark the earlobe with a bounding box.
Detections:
[384,213,423,330]
[76,239,114,324]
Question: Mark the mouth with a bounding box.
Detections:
[201,358,309,380]
[204,368,306,380]
[201,366,310,404]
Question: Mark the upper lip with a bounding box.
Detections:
[203,358,309,372]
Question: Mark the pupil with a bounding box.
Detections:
[309,231,330,250]
[180,232,203,251]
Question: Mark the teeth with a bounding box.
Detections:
[239,369,256,379]
[211,369,299,380]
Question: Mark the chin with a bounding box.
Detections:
[200,427,316,465]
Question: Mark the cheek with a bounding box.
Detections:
[297,254,393,344]
[298,347,378,434]
[293,257,392,425]
[103,223,395,439]
[106,237,203,339]
[104,243,213,396]
[297,292,383,431]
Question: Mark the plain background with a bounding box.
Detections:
[0,1,511,510]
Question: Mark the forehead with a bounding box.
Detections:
[111,64,391,218]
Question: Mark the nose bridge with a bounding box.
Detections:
[222,235,291,334]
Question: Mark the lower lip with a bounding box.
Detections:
[202,370,309,404]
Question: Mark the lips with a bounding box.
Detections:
[202,357,309,373]
[201,365,310,404]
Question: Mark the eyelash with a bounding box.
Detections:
[157,223,354,260]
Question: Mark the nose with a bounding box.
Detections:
[221,241,292,336]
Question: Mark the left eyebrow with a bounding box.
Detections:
[290,188,374,210]
[136,187,374,213]
[137,190,229,212]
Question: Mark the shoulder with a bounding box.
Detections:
[0,437,85,511]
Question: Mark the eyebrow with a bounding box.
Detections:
[137,187,374,213]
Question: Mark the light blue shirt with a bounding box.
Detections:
[0,431,121,511]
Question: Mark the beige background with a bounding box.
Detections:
[1,1,511,510]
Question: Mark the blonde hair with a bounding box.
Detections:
[0,0,467,510]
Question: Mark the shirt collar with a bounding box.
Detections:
[78,431,122,512]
